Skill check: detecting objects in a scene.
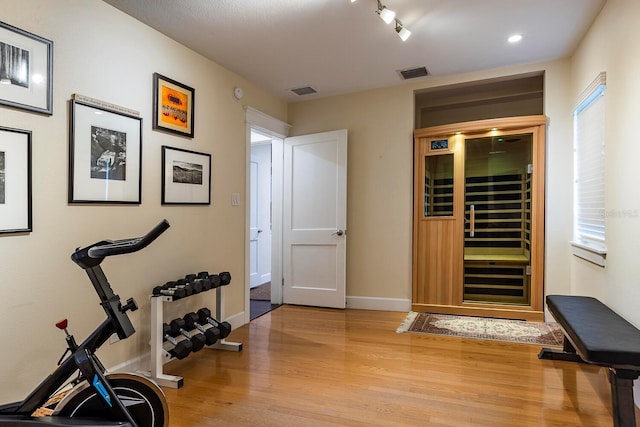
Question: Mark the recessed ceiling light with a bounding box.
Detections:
[508,34,523,43]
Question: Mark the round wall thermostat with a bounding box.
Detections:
[233,87,244,100]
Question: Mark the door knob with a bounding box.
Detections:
[334,229,345,236]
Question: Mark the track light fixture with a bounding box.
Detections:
[355,1,410,41]
[376,0,395,24]
[395,19,411,41]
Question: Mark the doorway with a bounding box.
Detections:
[245,108,348,321]
[250,129,282,320]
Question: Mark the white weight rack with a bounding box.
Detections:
[148,286,242,388]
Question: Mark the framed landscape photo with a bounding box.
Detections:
[0,21,53,115]
[0,126,32,233]
[153,73,195,138]
[69,100,142,204]
[162,145,211,205]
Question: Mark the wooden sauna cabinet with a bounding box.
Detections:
[412,116,546,321]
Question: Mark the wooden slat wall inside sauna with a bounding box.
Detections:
[463,173,531,305]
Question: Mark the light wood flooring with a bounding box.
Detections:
[161,305,617,426]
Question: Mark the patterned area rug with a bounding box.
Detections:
[397,312,564,346]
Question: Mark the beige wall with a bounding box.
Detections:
[4,0,640,408]
[569,0,640,323]
[288,60,575,308]
[0,0,286,402]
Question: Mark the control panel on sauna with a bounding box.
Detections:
[430,139,449,150]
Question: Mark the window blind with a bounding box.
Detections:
[574,79,605,249]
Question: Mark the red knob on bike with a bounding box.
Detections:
[56,319,68,330]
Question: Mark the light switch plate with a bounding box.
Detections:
[231,193,240,206]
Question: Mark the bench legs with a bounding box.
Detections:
[609,368,639,427]
[539,337,639,427]
[538,337,584,363]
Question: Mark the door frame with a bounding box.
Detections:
[245,107,291,324]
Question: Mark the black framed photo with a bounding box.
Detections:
[153,73,195,138]
[69,100,142,204]
[0,126,32,233]
[162,146,211,205]
[0,21,53,115]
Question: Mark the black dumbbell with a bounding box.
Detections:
[187,278,203,294]
[197,307,232,339]
[166,280,193,296]
[189,277,212,292]
[162,323,192,359]
[198,277,213,291]
[183,312,220,345]
[197,271,209,279]
[207,274,221,289]
[169,318,206,352]
[152,285,186,299]
[185,274,197,281]
[219,272,231,286]
[176,279,197,295]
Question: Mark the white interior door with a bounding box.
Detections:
[283,129,347,308]
[250,147,273,288]
[249,157,260,287]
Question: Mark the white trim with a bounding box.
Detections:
[224,310,247,329]
[245,107,291,323]
[346,296,412,312]
[570,241,606,267]
[245,106,291,139]
[573,72,606,112]
[110,354,148,374]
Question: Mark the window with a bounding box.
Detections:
[572,72,606,266]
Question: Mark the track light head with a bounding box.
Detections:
[376,0,395,24]
[395,19,411,41]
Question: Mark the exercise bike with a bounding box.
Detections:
[0,220,171,426]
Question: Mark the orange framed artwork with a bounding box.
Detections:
[152,73,195,138]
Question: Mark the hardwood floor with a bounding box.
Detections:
[161,305,614,426]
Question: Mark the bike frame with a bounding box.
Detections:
[0,220,170,426]
[2,264,136,424]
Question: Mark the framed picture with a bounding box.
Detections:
[0,21,53,115]
[153,73,195,138]
[69,100,142,204]
[162,146,211,205]
[0,126,32,233]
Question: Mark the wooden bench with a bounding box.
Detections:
[539,295,640,427]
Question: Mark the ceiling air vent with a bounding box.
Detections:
[398,66,430,80]
[290,86,317,96]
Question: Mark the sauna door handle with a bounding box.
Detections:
[470,205,475,237]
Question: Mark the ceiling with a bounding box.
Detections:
[102,0,606,103]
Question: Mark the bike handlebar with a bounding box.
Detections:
[88,220,170,258]
[72,220,170,269]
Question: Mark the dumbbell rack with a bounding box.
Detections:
[148,285,242,389]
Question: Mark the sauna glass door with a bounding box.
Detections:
[463,133,533,305]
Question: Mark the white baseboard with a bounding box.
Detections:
[109,353,148,374]
[225,310,247,330]
[346,296,411,312]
